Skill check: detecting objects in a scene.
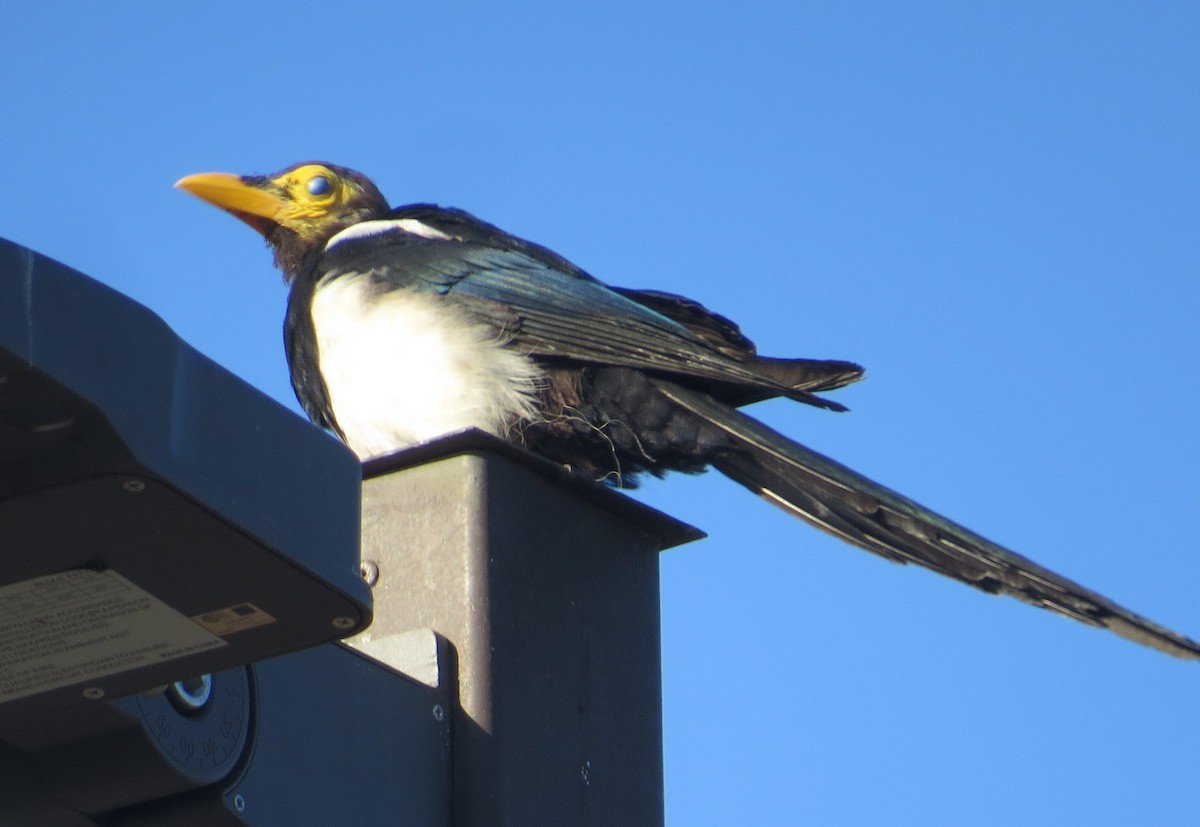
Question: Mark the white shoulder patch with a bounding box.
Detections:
[326,218,453,250]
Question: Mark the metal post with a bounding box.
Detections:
[345,431,700,827]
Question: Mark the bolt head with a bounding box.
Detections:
[359,560,380,586]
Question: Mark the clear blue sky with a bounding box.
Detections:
[5,3,1199,824]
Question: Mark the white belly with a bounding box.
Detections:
[310,274,543,459]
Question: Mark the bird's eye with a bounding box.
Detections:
[307,176,332,197]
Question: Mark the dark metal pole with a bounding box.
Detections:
[347,431,700,827]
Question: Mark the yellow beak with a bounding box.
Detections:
[175,172,288,236]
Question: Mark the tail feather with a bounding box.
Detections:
[751,356,865,395]
[719,356,863,408]
[653,378,1200,660]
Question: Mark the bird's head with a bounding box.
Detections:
[176,162,390,281]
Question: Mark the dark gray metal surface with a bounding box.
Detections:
[0,238,370,722]
[352,432,700,827]
[0,645,450,826]
[0,238,365,595]
[0,669,251,816]
[0,742,99,827]
[111,643,452,826]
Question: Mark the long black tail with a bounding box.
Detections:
[653,379,1200,660]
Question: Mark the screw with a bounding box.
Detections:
[580,760,591,785]
[332,616,356,630]
[359,560,380,586]
[122,480,146,493]
[432,704,445,722]
[82,687,105,699]
[233,794,246,812]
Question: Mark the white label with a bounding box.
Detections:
[191,602,276,636]
[0,569,226,703]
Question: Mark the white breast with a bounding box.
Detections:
[310,274,543,459]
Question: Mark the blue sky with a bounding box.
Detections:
[5,3,1199,823]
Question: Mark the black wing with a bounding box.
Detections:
[315,209,853,411]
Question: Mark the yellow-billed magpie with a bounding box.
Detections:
[177,161,1200,660]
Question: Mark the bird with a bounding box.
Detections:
[177,161,1200,660]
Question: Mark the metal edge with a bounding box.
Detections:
[362,429,705,550]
